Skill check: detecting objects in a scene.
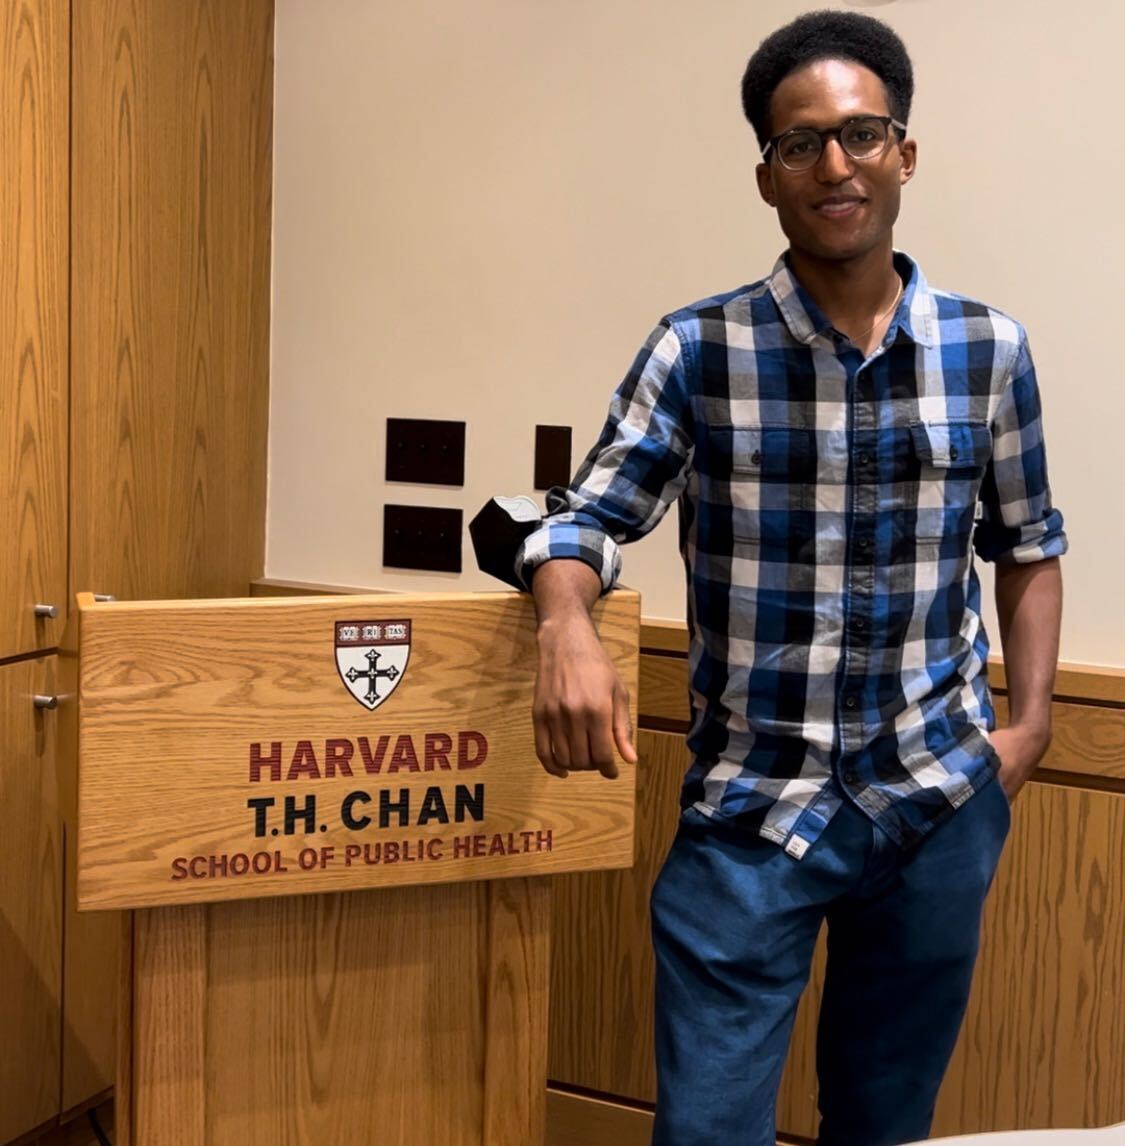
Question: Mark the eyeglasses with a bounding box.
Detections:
[762,115,907,172]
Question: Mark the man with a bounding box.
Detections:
[515,11,1066,1146]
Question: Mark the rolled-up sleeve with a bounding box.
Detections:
[974,330,1068,565]
[516,318,695,592]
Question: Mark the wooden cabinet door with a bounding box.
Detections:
[69,0,273,607]
[0,655,62,1143]
[0,1,69,660]
[63,0,274,1111]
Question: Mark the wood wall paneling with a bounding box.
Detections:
[638,653,691,728]
[0,656,63,1143]
[18,1100,114,1146]
[933,782,1125,1133]
[993,694,1125,785]
[544,1087,809,1146]
[249,577,393,597]
[546,1089,654,1146]
[0,0,69,660]
[548,729,688,1102]
[63,0,275,1114]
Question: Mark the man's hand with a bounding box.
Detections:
[533,612,637,780]
[989,724,1052,804]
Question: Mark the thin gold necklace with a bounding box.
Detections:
[851,279,903,343]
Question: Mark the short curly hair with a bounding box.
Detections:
[741,10,914,152]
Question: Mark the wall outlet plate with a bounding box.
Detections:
[385,418,466,486]
[383,504,462,573]
[534,424,572,490]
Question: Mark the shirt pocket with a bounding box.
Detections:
[908,420,992,541]
[725,425,816,545]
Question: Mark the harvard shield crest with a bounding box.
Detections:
[335,619,412,711]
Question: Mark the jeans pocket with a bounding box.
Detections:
[680,804,714,829]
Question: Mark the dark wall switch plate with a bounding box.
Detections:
[383,504,463,573]
[534,424,572,490]
[386,418,466,486]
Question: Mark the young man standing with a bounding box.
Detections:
[516,12,1066,1146]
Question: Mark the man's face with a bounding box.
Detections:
[755,58,917,263]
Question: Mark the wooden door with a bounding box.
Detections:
[0,1,69,661]
[0,655,62,1143]
[69,0,273,606]
[63,0,274,1111]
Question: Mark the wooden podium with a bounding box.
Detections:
[60,589,639,1145]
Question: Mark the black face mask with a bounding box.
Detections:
[469,495,543,590]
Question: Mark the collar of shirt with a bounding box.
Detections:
[767,250,937,349]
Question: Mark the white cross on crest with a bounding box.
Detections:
[334,619,412,711]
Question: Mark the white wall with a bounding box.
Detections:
[269,0,1124,667]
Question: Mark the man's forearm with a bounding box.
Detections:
[531,558,602,632]
[994,556,1063,734]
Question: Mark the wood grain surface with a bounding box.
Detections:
[19,1099,114,1146]
[545,1088,808,1146]
[120,878,550,1145]
[483,879,551,1145]
[933,781,1125,1133]
[548,729,687,1101]
[546,1089,654,1146]
[69,0,273,606]
[994,694,1125,784]
[74,590,639,909]
[59,595,120,1113]
[0,655,63,1143]
[638,619,690,656]
[61,0,275,1112]
[638,652,692,727]
[0,0,68,660]
[250,578,394,598]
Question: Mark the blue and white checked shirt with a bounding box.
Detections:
[516,252,1067,857]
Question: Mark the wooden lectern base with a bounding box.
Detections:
[115,878,550,1145]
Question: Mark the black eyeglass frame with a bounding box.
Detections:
[761,115,908,169]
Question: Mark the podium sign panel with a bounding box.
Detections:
[74,590,639,911]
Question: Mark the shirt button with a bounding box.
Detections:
[750,450,761,466]
[950,446,960,461]
[844,770,860,785]
[853,617,867,631]
[858,451,873,467]
[844,695,858,710]
[857,537,872,552]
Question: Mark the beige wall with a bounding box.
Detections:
[268,0,1122,667]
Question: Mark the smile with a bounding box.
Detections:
[814,198,865,218]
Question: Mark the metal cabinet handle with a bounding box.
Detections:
[34,694,58,710]
[34,603,59,618]
[93,594,116,602]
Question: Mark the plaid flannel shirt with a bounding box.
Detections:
[516,252,1067,857]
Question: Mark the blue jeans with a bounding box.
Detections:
[650,779,1011,1146]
